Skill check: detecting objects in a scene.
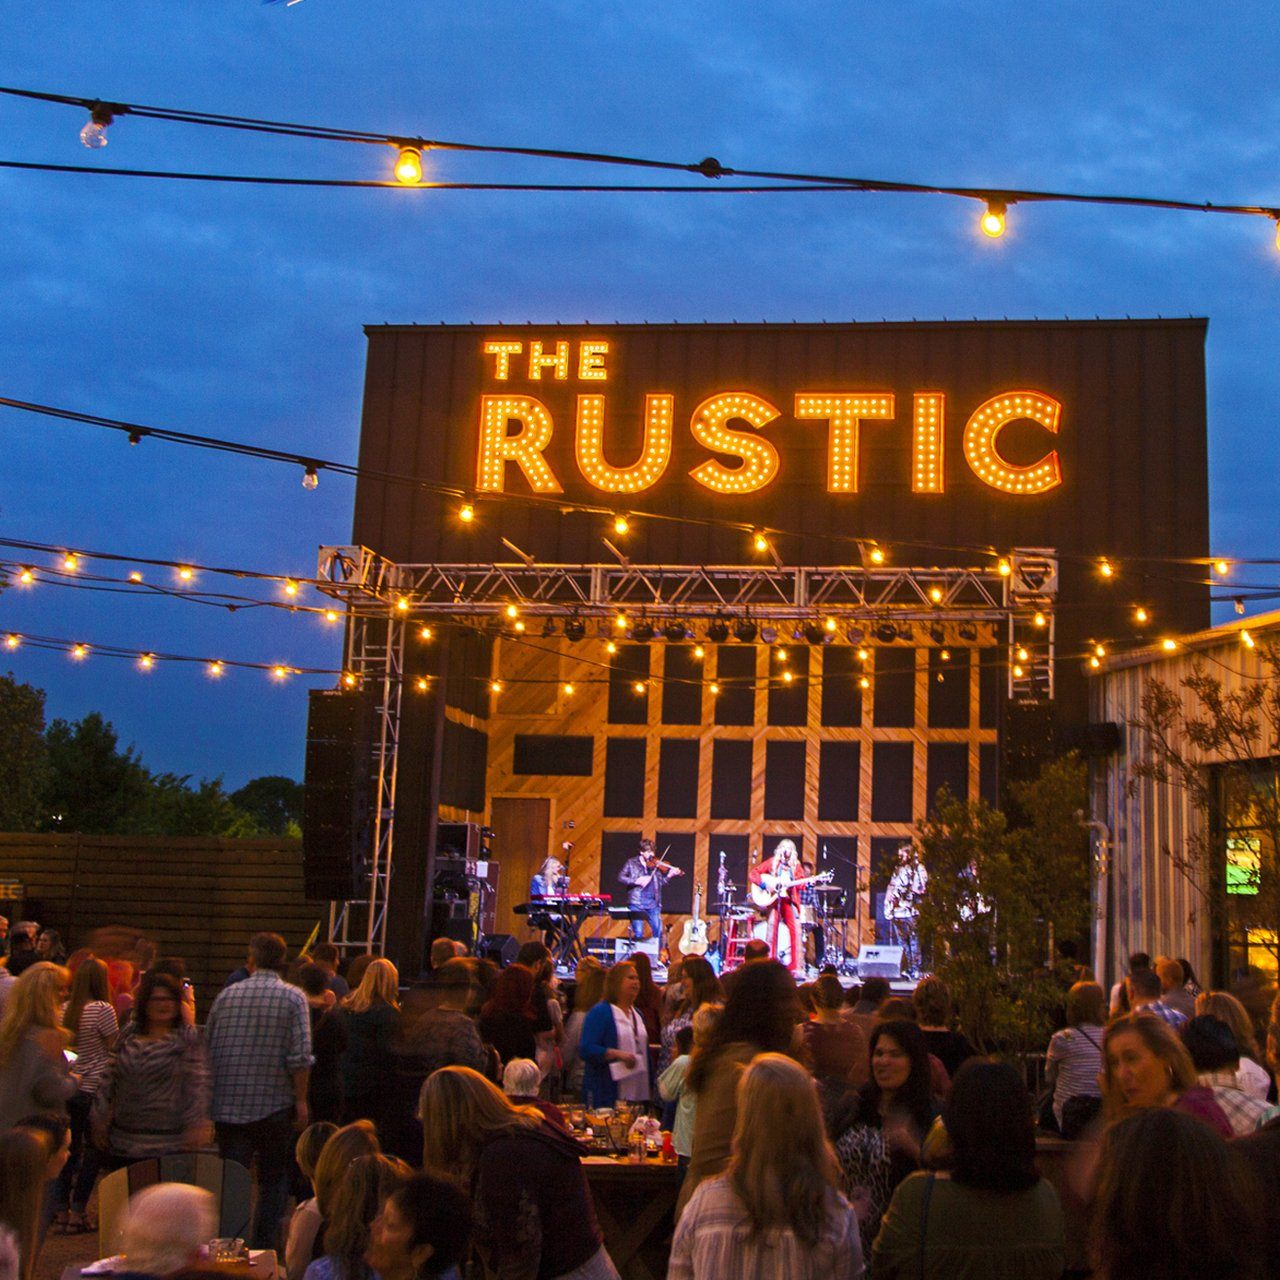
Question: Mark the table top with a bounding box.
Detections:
[583,1154,683,1181]
[61,1250,279,1280]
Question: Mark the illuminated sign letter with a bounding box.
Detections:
[528,341,570,380]
[476,396,563,493]
[483,341,522,380]
[794,394,894,493]
[688,393,781,494]
[963,391,1062,494]
[578,342,610,380]
[575,394,673,494]
[912,392,945,493]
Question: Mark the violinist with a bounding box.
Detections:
[617,838,684,942]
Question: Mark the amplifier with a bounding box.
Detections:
[856,945,904,980]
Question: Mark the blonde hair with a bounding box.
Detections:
[419,1066,541,1179]
[691,1002,722,1048]
[121,1184,216,1277]
[0,963,69,1066]
[1196,990,1260,1058]
[322,1153,411,1280]
[314,1120,381,1217]
[1102,1014,1198,1123]
[342,957,399,1014]
[572,961,606,1014]
[728,1053,840,1248]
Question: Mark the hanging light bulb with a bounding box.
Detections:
[857,647,870,662]
[869,546,886,565]
[4,634,18,649]
[709,681,721,695]
[489,680,503,694]
[563,682,575,696]
[324,610,339,624]
[79,103,115,149]
[393,145,423,185]
[605,640,618,655]
[1033,611,1047,628]
[1016,646,1029,662]
[859,675,871,689]
[207,661,224,678]
[613,513,630,536]
[782,669,794,684]
[824,617,837,633]
[395,597,410,613]
[63,553,79,572]
[137,653,155,671]
[342,672,358,688]
[1161,638,1178,652]
[284,580,299,598]
[459,502,475,523]
[753,531,769,553]
[70,644,89,661]
[17,568,33,585]
[1242,630,1256,649]
[1213,559,1229,577]
[415,676,429,692]
[1134,606,1149,625]
[997,557,1012,577]
[929,586,944,604]
[271,665,289,680]
[302,466,319,491]
[177,566,194,582]
[693,644,705,660]
[1235,598,1246,616]
[1098,559,1115,579]
[633,680,647,695]
[128,571,143,583]
[1089,656,1101,670]
[419,625,433,641]
[1095,644,1107,658]
[981,199,1007,238]
[1012,664,1025,678]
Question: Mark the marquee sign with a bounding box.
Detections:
[475,338,1063,498]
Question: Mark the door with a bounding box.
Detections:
[490,796,552,938]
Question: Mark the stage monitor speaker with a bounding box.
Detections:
[302,689,377,901]
[482,933,521,968]
[856,945,904,980]
[436,822,483,861]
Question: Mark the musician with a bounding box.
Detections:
[617,838,684,941]
[529,857,568,901]
[797,859,826,969]
[883,852,928,974]
[748,839,804,974]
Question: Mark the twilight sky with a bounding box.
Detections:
[2,3,1278,788]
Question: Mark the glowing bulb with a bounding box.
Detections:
[1275,217,1280,253]
[79,104,113,149]
[302,466,319,491]
[396,597,410,612]
[1235,598,1246,616]
[18,568,33,585]
[1134,607,1149,625]
[1089,656,1101,670]
[859,676,871,689]
[325,610,339,624]
[940,649,951,661]
[613,514,630,535]
[753,531,769,553]
[514,620,526,633]
[419,625,433,640]
[490,680,503,694]
[129,571,143,583]
[505,604,519,619]
[4,635,18,649]
[1214,559,1230,577]
[782,670,794,684]
[394,145,423,185]
[1161,638,1178,652]
[606,640,617,655]
[929,586,944,604]
[137,653,154,671]
[1099,559,1114,578]
[709,681,720,695]
[869,546,886,565]
[693,645,705,660]
[776,648,788,663]
[178,566,194,582]
[981,200,1007,238]
[997,558,1012,577]
[208,661,224,678]
[824,617,837,633]
[342,673,358,688]
[1013,664,1025,678]
[71,644,88,661]
[1094,644,1106,658]
[633,680,646,695]
[563,682,575,696]
[284,580,299,597]
[857,647,869,661]
[1242,630,1255,649]
[415,677,429,692]
[614,614,628,631]
[272,665,288,680]
[1033,612,1047,628]
[1016,646,1029,661]
[459,502,475,523]
[63,554,79,571]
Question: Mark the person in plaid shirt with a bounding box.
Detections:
[207,932,313,1248]
[1128,968,1188,1029]
[1185,1014,1280,1136]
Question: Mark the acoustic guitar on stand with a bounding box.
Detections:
[678,881,710,956]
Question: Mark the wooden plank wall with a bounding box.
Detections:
[482,636,998,949]
[0,834,326,1015]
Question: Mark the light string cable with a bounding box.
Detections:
[2,85,1280,241]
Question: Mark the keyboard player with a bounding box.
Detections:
[528,857,569,945]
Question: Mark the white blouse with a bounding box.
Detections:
[610,1003,650,1101]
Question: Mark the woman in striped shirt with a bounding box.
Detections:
[54,957,118,1232]
[1044,981,1106,1133]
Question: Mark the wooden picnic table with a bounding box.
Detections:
[583,1155,682,1280]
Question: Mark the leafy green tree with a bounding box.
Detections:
[43,713,151,834]
[140,773,259,838]
[230,775,303,837]
[0,673,49,831]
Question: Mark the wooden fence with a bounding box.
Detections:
[0,833,327,1013]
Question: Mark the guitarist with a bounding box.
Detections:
[749,838,804,974]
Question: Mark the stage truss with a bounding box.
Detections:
[313,545,1058,953]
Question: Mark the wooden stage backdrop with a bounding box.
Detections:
[0,833,324,1012]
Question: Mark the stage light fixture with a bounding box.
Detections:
[631,619,655,642]
[846,625,866,644]
[874,622,898,643]
[707,618,730,643]
[733,618,758,643]
[541,618,557,637]
[759,625,778,644]
[564,617,586,642]
[929,624,945,645]
[664,621,688,642]
[803,621,828,645]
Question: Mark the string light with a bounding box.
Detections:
[419,625,433,640]
[393,145,423,185]
[302,466,319,491]
[18,568,33,585]
[396,597,410,612]
[325,610,340,624]
[940,648,951,661]
[562,682,575,695]
[1235,598,1246,616]
[859,675,871,689]
[177,566,194,582]
[753,531,770,553]
[271,665,289,680]
[1089,656,1101,670]
[997,558,1011,577]
[613,514,630,535]
[1161,638,1178,651]
[284,580,299,597]
[1242,630,1256,649]
[1016,646,1029,661]
[415,676,429,692]
[459,502,475,523]
[928,586,944,604]
[614,613,629,631]
[824,617,837,633]
[693,645,705,660]
[342,672,358,688]
[70,644,89,661]
[505,604,520,619]
[1033,612,1047,628]
[78,102,115,149]
[1134,606,1150,625]
[137,653,154,671]
[709,681,720,695]
[490,680,502,694]
[857,647,869,662]
[1214,559,1230,576]
[513,620,526,633]
[869,546,886,565]
[1099,559,1114,578]
[63,553,79,571]
[4,635,18,649]
[776,648,788,663]
[782,669,794,684]
[980,200,1007,238]
[128,571,143,583]
[1094,643,1107,658]
[208,661,224,678]
[633,680,647,694]
[605,640,617,655]
[1012,663,1025,678]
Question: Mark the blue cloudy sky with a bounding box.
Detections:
[1,3,1277,787]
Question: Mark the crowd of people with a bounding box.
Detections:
[0,920,1276,1279]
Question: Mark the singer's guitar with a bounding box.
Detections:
[678,882,710,956]
[749,869,835,910]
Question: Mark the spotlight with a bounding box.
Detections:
[733,618,758,643]
[957,623,979,642]
[564,617,586,642]
[540,619,557,637]
[874,622,898,643]
[663,621,688,642]
[759,626,778,645]
[929,624,945,645]
[707,618,730,643]
[846,625,866,644]
[803,621,828,645]
[631,620,655,642]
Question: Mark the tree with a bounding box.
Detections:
[0,674,49,831]
[44,712,151,834]
[911,753,1090,1054]
[1129,646,1280,973]
[231,775,303,837]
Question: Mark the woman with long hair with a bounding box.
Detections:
[1197,989,1272,1099]
[629,952,664,1045]
[91,970,211,1164]
[670,1053,862,1279]
[1100,1013,1230,1137]
[0,963,75,1131]
[514,940,564,1087]
[831,1020,938,1258]
[578,961,651,1109]
[286,1120,381,1280]
[303,1153,412,1280]
[1092,1107,1261,1279]
[658,954,722,1075]
[337,957,400,1126]
[477,964,539,1066]
[677,960,802,1218]
[420,1066,619,1280]
[0,1128,57,1280]
[872,1059,1065,1279]
[561,959,606,1096]
[55,957,119,1231]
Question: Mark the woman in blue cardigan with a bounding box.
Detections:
[579,961,652,1108]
